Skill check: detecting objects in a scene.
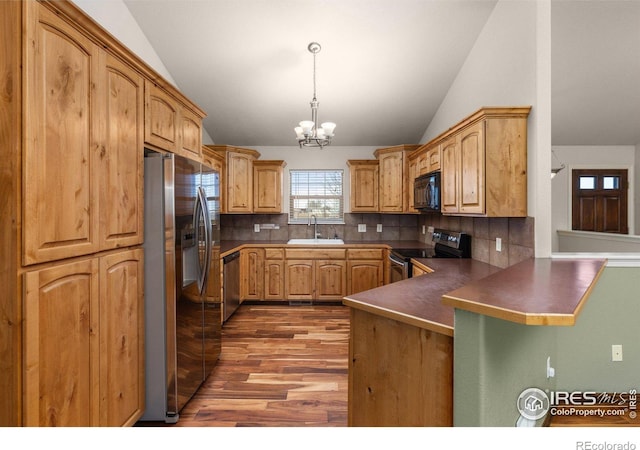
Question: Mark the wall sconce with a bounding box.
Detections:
[551,150,565,179]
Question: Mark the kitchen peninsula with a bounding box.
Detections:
[343,257,606,427]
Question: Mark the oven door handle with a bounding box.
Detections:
[389,253,404,265]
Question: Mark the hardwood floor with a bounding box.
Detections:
[173,303,350,427]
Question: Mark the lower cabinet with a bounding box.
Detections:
[264,248,285,300]
[240,248,264,301]
[23,248,144,427]
[347,260,384,294]
[240,246,386,302]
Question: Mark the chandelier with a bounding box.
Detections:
[294,42,336,148]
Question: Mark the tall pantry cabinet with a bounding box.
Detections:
[0,0,205,427]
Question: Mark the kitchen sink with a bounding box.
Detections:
[287,238,344,245]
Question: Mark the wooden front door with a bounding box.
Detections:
[572,169,628,234]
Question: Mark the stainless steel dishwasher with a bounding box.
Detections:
[222,251,240,322]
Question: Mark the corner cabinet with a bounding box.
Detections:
[439,107,530,217]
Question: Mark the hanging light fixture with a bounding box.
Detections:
[294,42,336,148]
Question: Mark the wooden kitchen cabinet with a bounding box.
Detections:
[210,146,261,213]
[23,5,102,265]
[439,107,530,217]
[101,54,145,251]
[253,160,286,213]
[23,249,144,427]
[285,248,347,301]
[240,247,264,301]
[144,81,204,160]
[346,248,385,294]
[347,160,379,212]
[374,145,419,212]
[24,258,100,426]
[316,260,348,300]
[441,134,460,214]
[264,248,285,300]
[1,1,203,426]
[285,260,315,300]
[99,249,145,426]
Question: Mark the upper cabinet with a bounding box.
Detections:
[439,107,530,217]
[144,80,204,160]
[375,145,419,212]
[348,145,418,214]
[253,160,287,213]
[347,160,379,212]
[209,146,286,214]
[23,4,145,265]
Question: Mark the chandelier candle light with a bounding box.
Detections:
[294,42,336,148]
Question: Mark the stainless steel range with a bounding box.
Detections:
[389,229,471,282]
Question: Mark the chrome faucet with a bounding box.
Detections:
[308,214,320,239]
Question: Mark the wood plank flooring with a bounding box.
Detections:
[173,303,350,427]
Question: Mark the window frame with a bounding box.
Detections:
[288,169,345,224]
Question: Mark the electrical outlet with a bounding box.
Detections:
[612,344,623,362]
[358,224,366,233]
[377,224,382,232]
[422,225,426,234]
[496,237,502,252]
[254,224,260,232]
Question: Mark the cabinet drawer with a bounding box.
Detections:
[347,248,384,260]
[285,248,346,260]
[265,248,284,259]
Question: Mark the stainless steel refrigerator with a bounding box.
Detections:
[140,150,221,423]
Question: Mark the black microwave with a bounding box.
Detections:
[414,171,440,212]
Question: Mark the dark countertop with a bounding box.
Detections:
[343,258,502,336]
[219,239,430,257]
[442,257,607,326]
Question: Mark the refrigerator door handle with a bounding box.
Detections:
[196,186,213,295]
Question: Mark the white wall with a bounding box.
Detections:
[636,143,640,232]
[551,145,636,251]
[71,0,215,143]
[417,0,552,257]
[254,146,379,215]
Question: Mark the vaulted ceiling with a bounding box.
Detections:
[121,0,640,148]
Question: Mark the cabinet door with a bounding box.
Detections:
[459,122,485,214]
[180,107,202,160]
[23,5,101,264]
[348,260,383,295]
[144,81,179,152]
[349,162,379,212]
[227,152,254,212]
[285,260,314,300]
[100,54,144,250]
[24,258,100,426]
[440,135,460,214]
[264,259,285,300]
[378,151,404,212]
[254,163,283,213]
[316,260,347,300]
[241,248,264,300]
[99,249,144,426]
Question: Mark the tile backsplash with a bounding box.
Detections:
[221,213,534,269]
[417,214,535,269]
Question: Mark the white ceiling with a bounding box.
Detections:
[122,0,640,148]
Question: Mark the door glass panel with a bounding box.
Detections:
[603,176,620,190]
[579,176,596,190]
